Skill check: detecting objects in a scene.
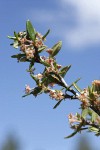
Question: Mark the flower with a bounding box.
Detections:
[45,57,54,65]
[68,113,82,125]
[49,90,64,100]
[36,32,43,39]
[35,73,43,80]
[25,49,35,59]
[35,39,43,48]
[78,88,90,108]
[25,85,31,94]
[92,80,100,93]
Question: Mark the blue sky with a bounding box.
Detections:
[0,0,100,150]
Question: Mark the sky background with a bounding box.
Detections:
[0,0,100,150]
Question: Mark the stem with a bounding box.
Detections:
[90,105,100,116]
[59,75,79,96]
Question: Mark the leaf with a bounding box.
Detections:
[38,46,47,53]
[40,58,50,67]
[59,65,71,77]
[14,31,18,40]
[31,86,42,97]
[65,121,84,138]
[88,126,99,133]
[11,53,26,59]
[13,40,19,48]
[30,74,39,85]
[81,109,89,119]
[91,111,98,122]
[73,83,82,93]
[22,93,31,98]
[68,78,81,89]
[42,29,50,40]
[53,99,63,109]
[29,58,35,70]
[26,20,36,41]
[48,74,61,85]
[8,36,16,40]
[19,57,27,62]
[64,130,78,138]
[50,41,62,57]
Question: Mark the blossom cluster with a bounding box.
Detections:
[9,20,100,138]
[18,31,44,59]
[78,80,100,110]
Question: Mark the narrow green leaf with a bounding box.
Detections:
[13,40,19,48]
[65,122,84,138]
[50,41,62,57]
[22,93,31,98]
[8,36,16,40]
[31,86,42,97]
[53,99,63,109]
[11,53,26,59]
[40,58,50,67]
[91,111,98,122]
[48,74,61,85]
[81,109,89,119]
[73,83,82,93]
[38,46,47,53]
[64,130,78,138]
[30,74,39,84]
[26,20,36,41]
[29,58,35,70]
[42,29,50,40]
[19,57,27,62]
[59,65,71,77]
[14,31,18,40]
[88,126,99,133]
[68,78,81,90]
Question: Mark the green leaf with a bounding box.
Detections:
[81,109,89,119]
[38,46,47,53]
[59,65,71,77]
[64,130,78,138]
[48,74,61,85]
[40,58,50,67]
[14,31,18,40]
[91,111,98,122]
[88,126,99,133]
[50,41,62,57]
[13,40,19,48]
[19,57,27,62]
[29,58,35,70]
[73,83,82,93]
[42,29,50,40]
[22,93,31,98]
[65,122,84,138]
[30,74,39,85]
[26,20,36,41]
[53,99,63,109]
[8,36,16,40]
[31,86,42,97]
[11,53,26,60]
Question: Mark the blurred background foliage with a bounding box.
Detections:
[0,133,95,150]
